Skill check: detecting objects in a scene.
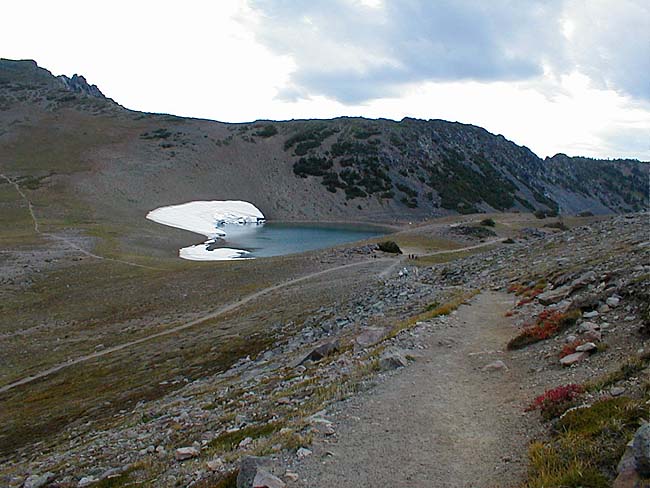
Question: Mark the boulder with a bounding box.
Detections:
[355,327,389,348]
[537,285,571,305]
[301,340,339,363]
[253,468,286,488]
[569,271,597,290]
[537,271,596,305]
[633,423,650,477]
[238,457,270,488]
[560,351,588,366]
[379,350,408,371]
[614,440,639,488]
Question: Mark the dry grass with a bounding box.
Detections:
[522,396,648,487]
[389,289,479,338]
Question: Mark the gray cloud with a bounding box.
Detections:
[248,0,649,103]
[565,0,650,100]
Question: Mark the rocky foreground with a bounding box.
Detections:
[3,213,649,487]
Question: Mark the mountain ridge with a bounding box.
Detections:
[0,58,646,258]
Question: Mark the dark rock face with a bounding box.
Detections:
[58,74,105,98]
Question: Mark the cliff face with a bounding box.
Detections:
[0,59,647,232]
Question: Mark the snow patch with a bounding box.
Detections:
[146,200,265,261]
[179,244,252,261]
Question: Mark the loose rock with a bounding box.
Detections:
[175,446,199,461]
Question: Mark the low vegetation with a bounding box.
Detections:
[507,308,581,350]
[525,384,585,420]
[480,218,496,227]
[208,422,283,453]
[376,240,402,254]
[523,397,649,487]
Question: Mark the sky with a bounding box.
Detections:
[2,0,649,160]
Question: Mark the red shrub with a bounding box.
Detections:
[507,308,581,350]
[508,283,525,295]
[526,384,585,419]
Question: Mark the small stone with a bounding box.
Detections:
[575,342,597,352]
[583,310,599,319]
[578,321,599,333]
[296,447,312,459]
[207,457,224,471]
[175,446,199,461]
[560,351,588,366]
[606,296,621,308]
[239,437,253,449]
[285,470,299,482]
[482,360,508,372]
[78,476,98,487]
[611,387,626,397]
[583,330,602,342]
[565,334,577,343]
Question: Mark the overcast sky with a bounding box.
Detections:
[3,0,649,159]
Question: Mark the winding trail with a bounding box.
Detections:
[294,291,530,487]
[0,237,504,393]
[0,173,165,271]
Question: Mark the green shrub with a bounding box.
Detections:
[293,156,333,177]
[254,124,278,138]
[480,218,496,227]
[377,241,402,254]
[209,422,282,452]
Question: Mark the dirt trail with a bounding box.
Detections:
[0,228,504,393]
[0,173,165,271]
[294,291,531,487]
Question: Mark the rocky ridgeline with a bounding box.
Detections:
[4,214,649,487]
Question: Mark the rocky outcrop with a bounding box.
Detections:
[58,74,105,98]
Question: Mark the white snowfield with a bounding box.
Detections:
[146,200,265,261]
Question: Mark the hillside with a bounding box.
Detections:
[0,59,647,259]
[2,59,650,488]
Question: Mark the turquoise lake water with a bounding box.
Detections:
[207,222,389,257]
